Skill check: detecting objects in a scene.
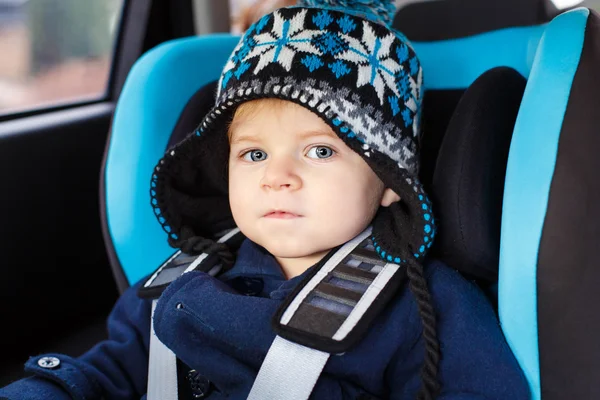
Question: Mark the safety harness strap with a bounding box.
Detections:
[247,336,329,400]
[249,227,407,400]
[144,228,241,400]
[147,300,179,400]
[272,226,407,354]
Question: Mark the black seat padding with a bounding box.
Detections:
[167,80,219,149]
[418,89,466,194]
[393,0,557,41]
[430,67,526,282]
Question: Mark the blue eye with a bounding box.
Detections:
[307,146,335,159]
[242,150,268,162]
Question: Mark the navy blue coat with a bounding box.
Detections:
[0,240,530,399]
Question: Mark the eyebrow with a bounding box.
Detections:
[230,129,338,145]
[299,129,338,140]
[230,134,259,145]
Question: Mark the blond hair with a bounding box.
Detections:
[227,98,292,142]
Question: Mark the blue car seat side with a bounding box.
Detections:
[501,8,600,400]
[102,34,241,291]
[413,24,543,193]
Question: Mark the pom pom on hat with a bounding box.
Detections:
[296,0,397,27]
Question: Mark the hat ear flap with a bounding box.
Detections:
[367,154,436,264]
[151,127,235,243]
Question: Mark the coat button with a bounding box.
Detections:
[187,369,212,398]
[38,356,60,369]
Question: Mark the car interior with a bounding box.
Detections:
[1,1,599,399]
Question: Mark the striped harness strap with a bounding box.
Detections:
[249,227,407,400]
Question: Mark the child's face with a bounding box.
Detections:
[228,100,395,277]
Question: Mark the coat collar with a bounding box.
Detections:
[219,239,314,299]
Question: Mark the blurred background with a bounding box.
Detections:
[0,0,121,113]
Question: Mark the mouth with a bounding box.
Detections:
[263,209,302,219]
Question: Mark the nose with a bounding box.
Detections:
[260,155,302,191]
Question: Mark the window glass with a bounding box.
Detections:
[227,0,434,33]
[0,0,124,115]
[584,0,600,10]
[550,0,584,8]
[229,0,296,34]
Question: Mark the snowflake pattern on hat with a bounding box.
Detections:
[243,10,322,74]
[217,7,423,174]
[339,21,404,104]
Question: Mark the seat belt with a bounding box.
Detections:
[147,300,179,400]
[141,226,407,400]
[247,336,329,400]
[141,228,241,400]
[249,227,407,400]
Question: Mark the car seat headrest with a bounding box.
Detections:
[431,67,526,282]
[418,90,466,193]
[167,80,218,149]
[393,0,555,40]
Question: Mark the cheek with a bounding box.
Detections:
[313,166,382,218]
[228,164,250,220]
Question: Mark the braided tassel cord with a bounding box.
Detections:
[406,259,441,400]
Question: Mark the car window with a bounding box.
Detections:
[0,0,124,116]
[551,0,585,8]
[229,0,296,34]
[227,0,427,33]
[583,0,600,10]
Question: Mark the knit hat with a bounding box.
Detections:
[150,0,440,397]
[152,0,435,262]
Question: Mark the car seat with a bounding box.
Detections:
[101,7,600,400]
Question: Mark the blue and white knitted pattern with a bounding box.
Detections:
[207,6,423,175]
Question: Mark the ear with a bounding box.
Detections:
[380,188,401,207]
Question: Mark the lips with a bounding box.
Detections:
[263,209,302,219]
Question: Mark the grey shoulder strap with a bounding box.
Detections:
[145,228,240,400]
[249,226,407,400]
[147,300,179,400]
[247,336,329,400]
